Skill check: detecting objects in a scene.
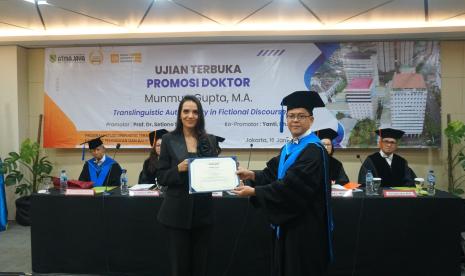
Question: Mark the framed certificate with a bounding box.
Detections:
[188,156,239,193]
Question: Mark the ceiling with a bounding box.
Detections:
[2,0,465,47]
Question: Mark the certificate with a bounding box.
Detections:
[189,157,239,193]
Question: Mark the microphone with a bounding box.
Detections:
[356,154,363,164]
[102,144,122,196]
[246,143,253,169]
[113,143,121,159]
[357,154,375,187]
[356,154,366,186]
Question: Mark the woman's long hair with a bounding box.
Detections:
[145,145,159,175]
[172,95,206,138]
[328,142,334,156]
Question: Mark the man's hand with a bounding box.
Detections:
[232,185,255,197]
[236,167,255,181]
[177,159,189,172]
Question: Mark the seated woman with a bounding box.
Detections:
[138,129,168,184]
[316,128,349,185]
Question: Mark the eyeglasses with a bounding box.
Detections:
[382,139,397,145]
[286,114,311,121]
[323,143,332,148]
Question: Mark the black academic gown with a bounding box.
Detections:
[78,157,122,186]
[329,156,349,185]
[138,159,157,184]
[357,152,416,187]
[250,143,331,276]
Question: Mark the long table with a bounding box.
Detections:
[31,190,463,275]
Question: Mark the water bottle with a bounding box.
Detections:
[365,170,374,196]
[59,170,68,194]
[120,169,129,196]
[427,170,436,196]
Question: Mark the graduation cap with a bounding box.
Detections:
[374,128,405,140]
[316,128,338,141]
[80,135,105,161]
[279,91,325,133]
[80,135,105,149]
[149,129,168,147]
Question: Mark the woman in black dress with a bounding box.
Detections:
[316,128,350,185]
[156,95,221,276]
[138,129,168,184]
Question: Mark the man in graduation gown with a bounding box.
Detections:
[79,137,122,186]
[357,128,416,187]
[234,91,333,276]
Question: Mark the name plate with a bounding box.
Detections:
[383,190,417,198]
[331,190,353,197]
[212,191,223,197]
[129,190,160,197]
[65,189,95,196]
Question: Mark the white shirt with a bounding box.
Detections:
[95,154,106,166]
[291,128,313,144]
[379,150,393,166]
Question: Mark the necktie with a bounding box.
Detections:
[384,155,392,166]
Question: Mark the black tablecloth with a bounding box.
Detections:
[31,190,463,275]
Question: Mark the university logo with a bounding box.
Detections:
[89,50,104,65]
[111,53,120,63]
[110,52,142,64]
[49,53,57,63]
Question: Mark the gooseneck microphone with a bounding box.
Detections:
[246,143,253,169]
[102,143,122,195]
[356,154,370,186]
[113,143,121,159]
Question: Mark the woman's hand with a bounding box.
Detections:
[177,159,189,172]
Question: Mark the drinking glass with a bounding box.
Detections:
[372,178,382,195]
[414,178,425,195]
[42,176,52,194]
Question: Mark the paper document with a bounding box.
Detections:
[332,184,346,190]
[93,187,117,193]
[129,184,155,191]
[189,157,239,193]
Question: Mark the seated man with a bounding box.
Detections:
[358,128,415,187]
[79,136,122,186]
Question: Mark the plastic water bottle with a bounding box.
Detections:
[427,170,436,196]
[365,170,374,196]
[120,169,129,196]
[59,170,68,194]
